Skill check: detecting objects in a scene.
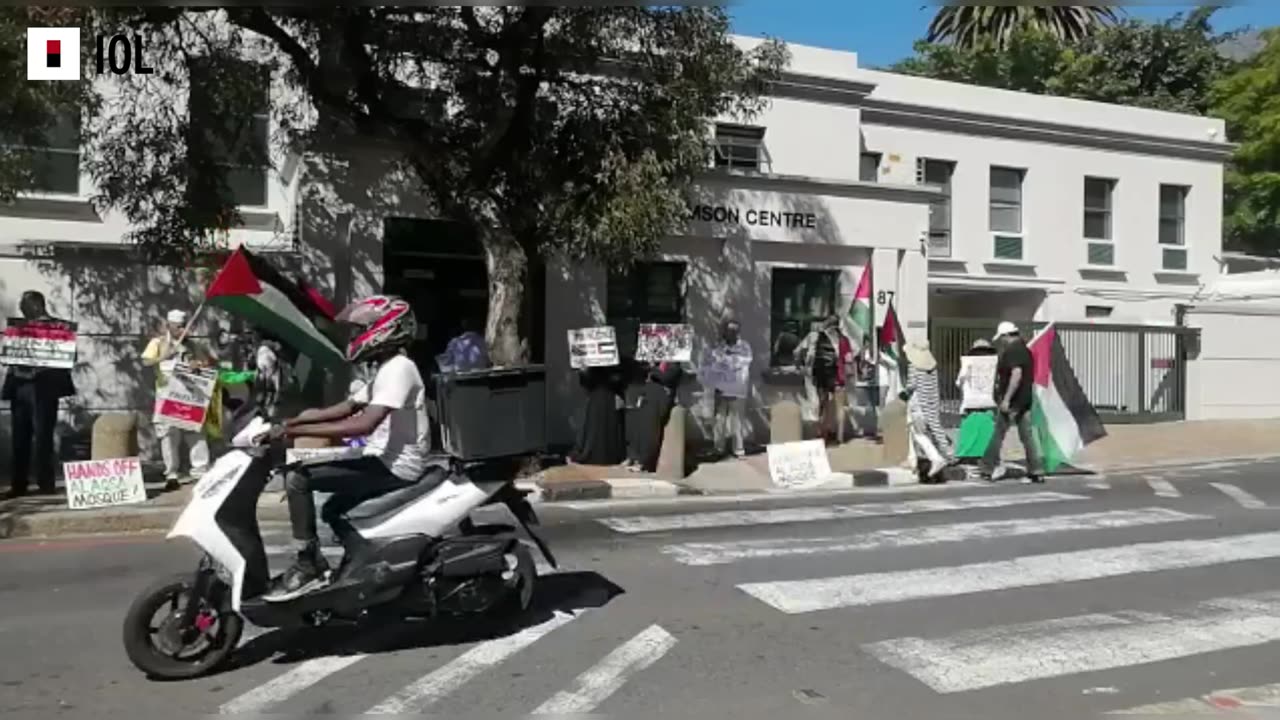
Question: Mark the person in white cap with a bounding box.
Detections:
[983,321,1043,483]
[142,308,210,488]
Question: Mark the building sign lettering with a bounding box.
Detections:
[689,204,817,230]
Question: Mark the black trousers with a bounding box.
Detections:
[284,456,412,543]
[11,381,59,493]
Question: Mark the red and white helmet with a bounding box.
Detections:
[335,295,416,364]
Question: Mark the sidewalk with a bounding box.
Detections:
[4,419,1280,539]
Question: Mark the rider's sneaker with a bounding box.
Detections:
[264,548,330,602]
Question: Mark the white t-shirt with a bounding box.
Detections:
[350,354,430,480]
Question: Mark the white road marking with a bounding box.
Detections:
[599,491,1086,534]
[366,610,583,714]
[1087,478,1111,490]
[663,508,1206,566]
[1146,477,1181,498]
[560,481,984,511]
[1210,482,1267,509]
[865,591,1280,694]
[220,652,372,714]
[532,624,677,715]
[737,530,1280,614]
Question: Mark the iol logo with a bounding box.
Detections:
[27,26,155,81]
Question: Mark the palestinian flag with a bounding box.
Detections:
[878,299,907,386]
[846,264,872,347]
[1028,324,1107,473]
[205,248,347,370]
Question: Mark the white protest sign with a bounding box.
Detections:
[63,457,147,510]
[766,439,833,489]
[1,318,77,369]
[568,326,619,369]
[636,323,693,363]
[960,355,998,404]
[701,346,751,398]
[154,363,218,432]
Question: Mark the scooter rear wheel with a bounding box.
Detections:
[123,572,243,680]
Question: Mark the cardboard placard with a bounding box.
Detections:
[701,348,751,398]
[568,326,619,369]
[960,354,998,401]
[1,318,77,369]
[766,439,833,489]
[154,363,218,432]
[63,457,146,510]
[636,323,693,363]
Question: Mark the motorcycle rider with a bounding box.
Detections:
[264,295,431,601]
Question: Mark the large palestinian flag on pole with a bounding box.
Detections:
[1027,324,1107,473]
[205,248,347,370]
[846,264,873,349]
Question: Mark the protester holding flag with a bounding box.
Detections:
[982,321,1042,483]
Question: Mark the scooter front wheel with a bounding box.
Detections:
[123,572,243,680]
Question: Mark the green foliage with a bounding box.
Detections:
[892,29,1066,94]
[925,5,1119,51]
[1212,28,1280,254]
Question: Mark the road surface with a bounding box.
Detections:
[4,458,1280,719]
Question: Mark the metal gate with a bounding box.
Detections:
[930,318,1197,425]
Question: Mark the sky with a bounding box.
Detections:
[727,2,1280,69]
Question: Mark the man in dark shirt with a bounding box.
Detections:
[982,321,1043,483]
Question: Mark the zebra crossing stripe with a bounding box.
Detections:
[1088,478,1111,490]
[366,610,583,714]
[662,508,1207,566]
[1146,477,1181,498]
[599,491,1086,534]
[532,624,678,715]
[1210,483,1267,509]
[864,591,1280,694]
[737,530,1280,614]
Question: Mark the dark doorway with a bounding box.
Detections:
[382,218,488,374]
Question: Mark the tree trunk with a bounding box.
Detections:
[481,229,528,367]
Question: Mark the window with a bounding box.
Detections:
[713,123,768,172]
[1084,177,1115,266]
[916,158,954,258]
[606,262,685,360]
[769,268,837,367]
[2,114,81,195]
[1159,184,1188,271]
[188,58,270,208]
[989,167,1024,233]
[859,153,880,182]
[1085,305,1113,319]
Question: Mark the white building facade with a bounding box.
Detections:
[0,36,1235,459]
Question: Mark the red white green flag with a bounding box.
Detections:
[1028,324,1107,473]
[878,299,907,385]
[847,264,873,346]
[205,248,346,370]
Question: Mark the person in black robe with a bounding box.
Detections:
[624,361,684,472]
[569,363,627,465]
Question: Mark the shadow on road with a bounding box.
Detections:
[221,570,624,674]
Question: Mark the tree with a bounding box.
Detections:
[894,9,1237,116]
[1212,28,1280,255]
[11,8,787,365]
[924,4,1119,51]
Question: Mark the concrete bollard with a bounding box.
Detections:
[655,406,687,481]
[770,400,803,445]
[879,399,909,467]
[92,413,137,460]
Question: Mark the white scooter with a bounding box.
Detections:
[122,403,555,680]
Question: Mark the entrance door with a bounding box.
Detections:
[382,218,488,373]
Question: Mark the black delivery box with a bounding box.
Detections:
[434,365,547,461]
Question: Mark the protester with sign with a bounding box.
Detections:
[569,361,628,466]
[954,339,999,470]
[623,361,685,472]
[142,308,212,489]
[1,291,76,498]
[703,317,752,459]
